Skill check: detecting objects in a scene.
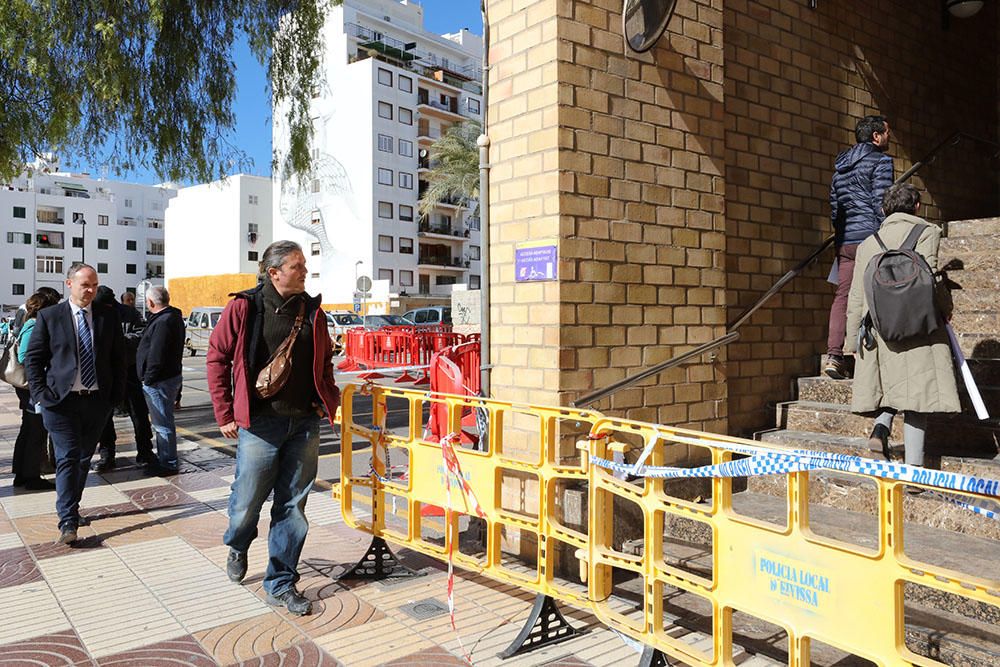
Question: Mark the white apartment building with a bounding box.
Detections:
[164,174,273,282]
[271,0,483,307]
[0,160,176,312]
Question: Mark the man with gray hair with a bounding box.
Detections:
[206,240,340,616]
[135,285,186,474]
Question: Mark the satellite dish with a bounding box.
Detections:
[623,0,677,53]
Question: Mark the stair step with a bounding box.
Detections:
[776,401,1000,454]
[955,331,1000,359]
[946,217,1000,237]
[797,374,1000,417]
[951,310,1000,337]
[940,233,1000,254]
[952,288,1000,314]
[936,249,1000,284]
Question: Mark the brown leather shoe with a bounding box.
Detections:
[823,354,850,380]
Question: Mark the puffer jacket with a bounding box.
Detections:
[844,212,960,415]
[830,142,894,246]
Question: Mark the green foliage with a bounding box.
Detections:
[0,0,339,182]
[419,120,482,219]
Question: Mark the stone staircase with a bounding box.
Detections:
[751,216,1000,665]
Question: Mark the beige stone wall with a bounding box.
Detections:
[723,0,1000,435]
[487,0,728,449]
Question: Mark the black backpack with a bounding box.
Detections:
[862,224,939,343]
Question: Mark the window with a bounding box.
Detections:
[148,241,164,256]
[12,206,25,219]
[36,232,63,248]
[126,263,136,274]
[311,212,321,225]
[37,256,63,274]
[378,168,393,186]
[378,268,393,282]
[378,101,393,120]
[398,107,413,125]
[377,134,393,153]
[98,239,109,250]
[378,235,394,252]
[470,275,481,289]
[12,258,25,270]
[37,209,62,224]
[248,194,259,205]
[399,205,414,222]
[98,214,108,226]
[399,237,414,254]
[398,139,413,157]
[248,251,259,261]
[398,75,412,93]
[97,262,109,273]
[400,270,413,286]
[377,67,393,86]
[72,237,83,248]
[398,172,413,189]
[311,242,320,256]
[248,223,259,234]
[467,98,481,115]
[378,201,393,219]
[124,198,133,208]
[311,272,319,278]
[7,232,31,244]
[311,179,320,193]
[12,284,24,296]
[126,240,137,251]
[470,245,481,261]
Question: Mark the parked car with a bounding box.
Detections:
[362,314,413,329]
[402,306,452,326]
[326,310,363,354]
[184,307,224,356]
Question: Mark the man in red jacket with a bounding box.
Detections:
[206,240,340,616]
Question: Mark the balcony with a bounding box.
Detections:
[417,255,469,271]
[417,90,464,121]
[418,220,470,242]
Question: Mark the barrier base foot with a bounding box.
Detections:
[338,536,424,581]
[497,593,581,659]
[638,647,672,666]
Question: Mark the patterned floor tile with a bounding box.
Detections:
[0,488,62,518]
[86,505,174,547]
[124,485,198,511]
[285,575,384,638]
[0,581,71,645]
[165,470,230,493]
[0,546,43,589]
[379,646,471,666]
[316,615,433,666]
[79,484,131,509]
[161,510,229,550]
[194,613,303,665]
[114,537,270,633]
[187,486,231,513]
[0,628,90,666]
[0,529,24,550]
[95,634,217,666]
[38,549,185,658]
[232,640,343,667]
[13,514,103,560]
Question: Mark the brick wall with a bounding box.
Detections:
[724,0,1000,435]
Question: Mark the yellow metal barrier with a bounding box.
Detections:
[334,383,1000,666]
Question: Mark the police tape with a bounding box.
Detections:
[589,444,1000,520]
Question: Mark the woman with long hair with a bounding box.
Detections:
[11,289,61,489]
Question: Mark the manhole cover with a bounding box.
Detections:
[400,598,449,620]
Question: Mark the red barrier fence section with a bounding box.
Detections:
[336,327,481,388]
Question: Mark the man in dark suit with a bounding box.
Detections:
[24,262,126,544]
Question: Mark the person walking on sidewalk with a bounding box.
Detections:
[11,290,61,490]
[206,240,340,616]
[24,263,126,544]
[844,183,959,467]
[135,286,186,475]
[824,114,894,380]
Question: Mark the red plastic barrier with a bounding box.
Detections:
[336,326,481,385]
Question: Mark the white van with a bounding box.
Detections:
[402,306,452,326]
[184,307,224,356]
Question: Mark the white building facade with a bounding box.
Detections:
[164,174,273,282]
[0,163,176,311]
[271,0,483,308]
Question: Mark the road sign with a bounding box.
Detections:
[357,275,372,292]
[353,301,361,313]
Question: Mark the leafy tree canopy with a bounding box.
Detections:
[0,0,339,183]
[419,119,481,219]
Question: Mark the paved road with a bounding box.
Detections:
[175,354,422,487]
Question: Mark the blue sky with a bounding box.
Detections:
[93,0,484,185]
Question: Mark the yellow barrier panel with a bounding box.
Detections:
[334,383,1000,665]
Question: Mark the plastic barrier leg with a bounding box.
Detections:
[638,647,672,666]
[337,536,424,581]
[497,593,582,659]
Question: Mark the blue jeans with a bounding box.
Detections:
[40,395,112,530]
[224,413,320,595]
[142,374,183,469]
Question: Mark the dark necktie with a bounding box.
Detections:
[77,310,97,389]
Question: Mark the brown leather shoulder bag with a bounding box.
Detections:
[255,301,306,399]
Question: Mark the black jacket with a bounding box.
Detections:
[829,142,894,246]
[136,306,185,384]
[24,301,126,407]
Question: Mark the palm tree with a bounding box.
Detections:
[418,120,481,219]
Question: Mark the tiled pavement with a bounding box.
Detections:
[0,386,641,666]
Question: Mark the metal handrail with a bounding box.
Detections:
[573,129,999,409]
